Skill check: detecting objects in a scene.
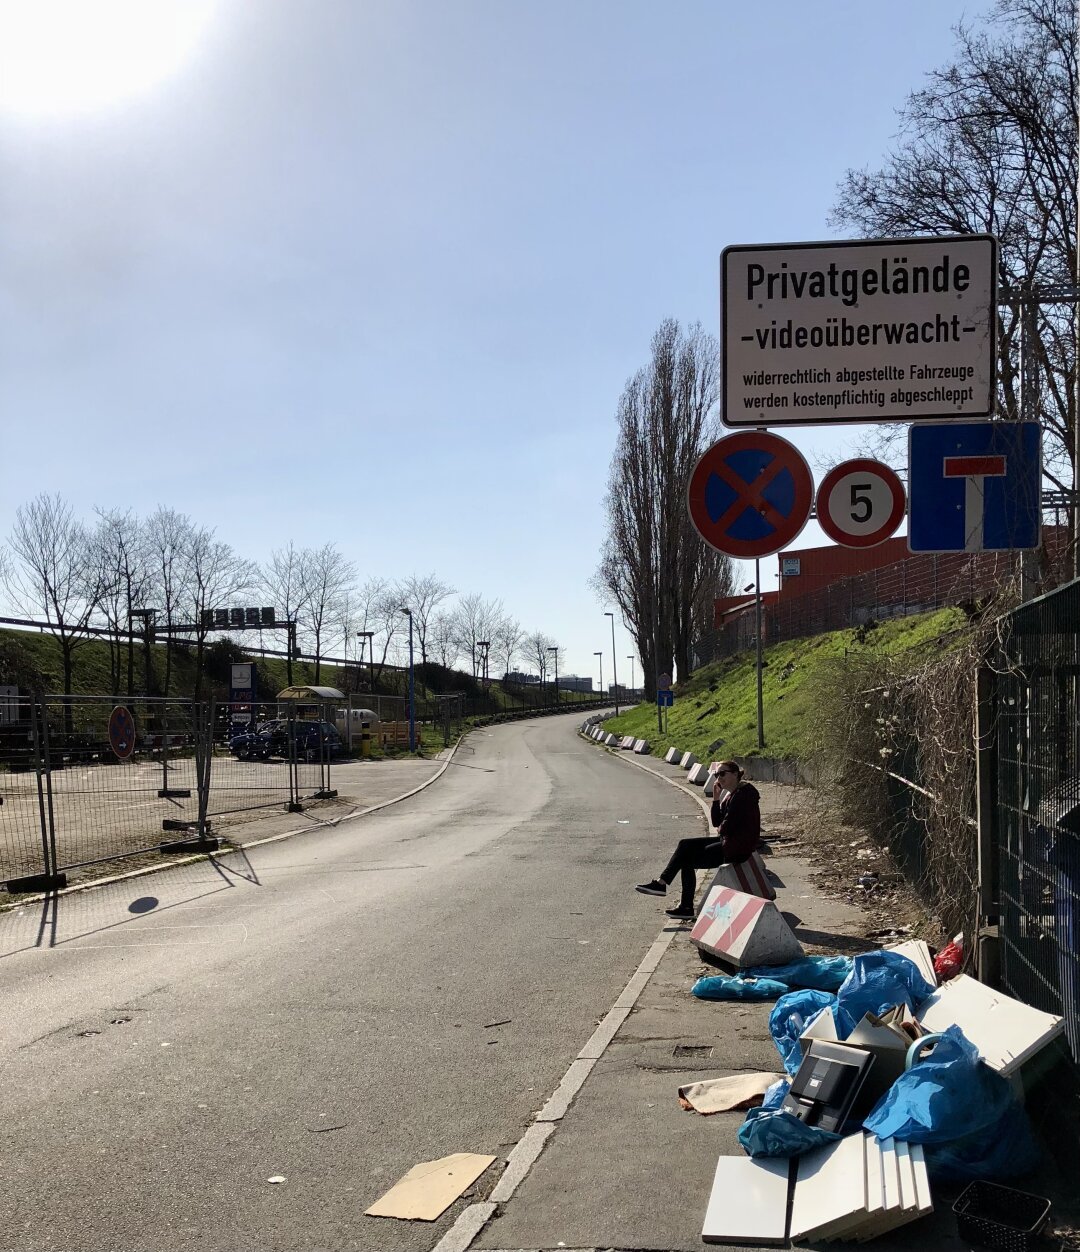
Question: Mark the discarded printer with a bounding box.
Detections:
[782,1039,874,1133]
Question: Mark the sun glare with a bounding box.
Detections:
[0,0,219,118]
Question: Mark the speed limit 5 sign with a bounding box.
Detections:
[816,459,906,548]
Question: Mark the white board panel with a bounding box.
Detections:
[915,973,1064,1075]
[701,1154,791,1246]
[790,1133,866,1242]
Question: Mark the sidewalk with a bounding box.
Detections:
[471,742,1078,1252]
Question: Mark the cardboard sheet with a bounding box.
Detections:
[365,1152,496,1221]
[678,1071,782,1114]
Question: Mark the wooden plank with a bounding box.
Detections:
[364,1152,496,1221]
[701,1154,791,1246]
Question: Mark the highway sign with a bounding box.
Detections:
[908,421,1041,552]
[816,458,906,548]
[721,234,997,427]
[108,704,136,760]
[657,690,674,708]
[688,430,813,559]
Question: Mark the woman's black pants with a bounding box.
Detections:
[660,837,725,910]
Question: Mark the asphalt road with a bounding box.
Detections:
[0,714,702,1252]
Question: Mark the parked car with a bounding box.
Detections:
[229,719,343,762]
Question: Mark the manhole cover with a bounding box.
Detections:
[110,1017,131,1026]
[77,1030,101,1038]
[673,1044,713,1058]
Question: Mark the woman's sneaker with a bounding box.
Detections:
[665,905,696,920]
[635,879,667,897]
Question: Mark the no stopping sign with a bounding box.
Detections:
[815,459,906,548]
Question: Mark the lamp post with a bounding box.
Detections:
[604,611,619,715]
[744,575,765,751]
[548,645,558,709]
[477,640,490,712]
[399,608,415,751]
[627,655,635,698]
[129,608,156,696]
[594,651,603,701]
[357,631,375,697]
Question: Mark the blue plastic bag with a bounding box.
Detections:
[863,1025,1041,1181]
[738,1078,843,1158]
[743,955,852,992]
[769,989,838,1076]
[692,974,789,1001]
[835,951,937,1035]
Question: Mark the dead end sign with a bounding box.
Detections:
[688,431,813,559]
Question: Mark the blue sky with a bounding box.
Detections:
[0,0,997,685]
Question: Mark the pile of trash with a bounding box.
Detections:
[685,913,1065,1245]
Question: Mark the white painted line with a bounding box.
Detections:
[534,1058,596,1123]
[428,1201,497,1252]
[578,928,675,1059]
[488,1123,555,1203]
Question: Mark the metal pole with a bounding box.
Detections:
[627,656,635,698]
[755,558,765,750]
[594,651,603,700]
[407,614,415,751]
[606,611,619,716]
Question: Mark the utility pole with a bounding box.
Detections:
[594,651,603,700]
[548,646,559,709]
[400,608,415,751]
[754,561,765,750]
[627,655,635,698]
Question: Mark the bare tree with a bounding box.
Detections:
[258,542,311,687]
[595,320,731,695]
[427,611,459,670]
[144,507,193,695]
[297,543,356,684]
[451,592,504,678]
[523,630,555,684]
[831,0,1077,510]
[92,508,152,696]
[399,573,455,666]
[182,526,255,700]
[491,613,523,682]
[4,494,103,701]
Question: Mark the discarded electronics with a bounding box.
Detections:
[782,1040,874,1133]
[701,1133,932,1245]
[691,885,803,967]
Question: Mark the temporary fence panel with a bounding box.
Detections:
[30,696,203,881]
[0,694,55,889]
[989,577,1080,1064]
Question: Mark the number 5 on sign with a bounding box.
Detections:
[816,459,906,549]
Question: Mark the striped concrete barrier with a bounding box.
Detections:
[691,886,802,967]
[687,763,711,785]
[704,851,776,902]
[664,747,682,764]
[633,739,651,754]
[679,752,698,771]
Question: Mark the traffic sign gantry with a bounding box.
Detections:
[687,431,813,559]
[815,458,906,549]
[908,421,1042,553]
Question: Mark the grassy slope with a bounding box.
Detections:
[601,607,965,762]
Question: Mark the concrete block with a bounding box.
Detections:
[687,763,711,785]
[703,851,776,902]
[691,885,802,968]
[619,735,635,750]
[633,739,650,754]
[679,752,698,770]
[664,747,682,764]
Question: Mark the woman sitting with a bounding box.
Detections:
[635,760,761,920]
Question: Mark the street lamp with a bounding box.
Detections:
[129,608,156,696]
[356,630,374,694]
[548,645,559,708]
[399,608,415,751]
[477,640,490,711]
[594,650,603,700]
[604,611,619,715]
[627,655,635,698]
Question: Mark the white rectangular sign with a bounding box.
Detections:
[721,235,997,427]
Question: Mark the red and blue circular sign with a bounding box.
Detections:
[108,704,136,760]
[687,431,813,559]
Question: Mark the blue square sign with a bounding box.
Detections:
[908,421,1041,553]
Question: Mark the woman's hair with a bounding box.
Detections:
[717,760,745,780]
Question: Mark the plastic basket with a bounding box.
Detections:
[952,1180,1051,1252]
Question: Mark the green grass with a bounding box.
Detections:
[600,607,965,762]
